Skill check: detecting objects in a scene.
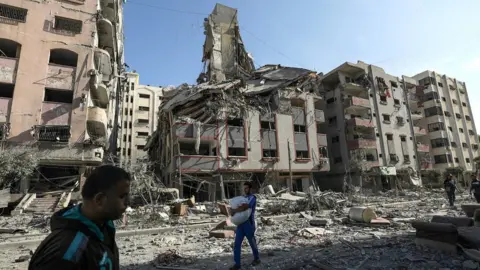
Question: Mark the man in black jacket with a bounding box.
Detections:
[470,173,480,203]
[444,174,457,207]
[29,165,131,270]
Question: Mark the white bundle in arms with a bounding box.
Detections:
[230,196,252,225]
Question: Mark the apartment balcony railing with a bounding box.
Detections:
[347,138,377,150]
[314,109,325,123]
[414,126,427,136]
[346,118,374,133]
[86,107,108,141]
[0,57,18,84]
[417,143,430,152]
[175,124,216,139]
[410,111,424,121]
[344,96,370,111]
[34,125,70,143]
[177,156,218,172]
[317,133,327,146]
[341,82,368,97]
[46,64,75,90]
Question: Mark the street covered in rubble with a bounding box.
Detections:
[2,188,480,269]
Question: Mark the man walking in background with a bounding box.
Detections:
[470,173,480,203]
[444,174,457,207]
[229,182,260,270]
[29,165,131,270]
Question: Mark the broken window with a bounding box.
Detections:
[469,130,475,136]
[382,114,390,123]
[49,49,78,67]
[448,126,453,131]
[444,111,451,117]
[0,4,27,23]
[0,38,20,58]
[403,155,410,163]
[438,82,443,87]
[466,158,471,163]
[431,138,449,148]
[462,142,468,148]
[138,106,149,111]
[227,118,244,127]
[434,154,452,164]
[462,102,467,107]
[460,128,464,133]
[396,116,404,125]
[260,121,276,130]
[296,151,308,159]
[332,136,339,143]
[424,107,442,117]
[452,99,458,105]
[379,95,387,103]
[228,147,246,156]
[427,122,445,132]
[424,91,439,101]
[262,149,277,158]
[136,145,145,150]
[393,99,400,106]
[293,124,306,133]
[442,97,446,101]
[137,132,149,137]
[455,113,461,119]
[291,99,304,108]
[54,16,82,34]
[127,149,131,156]
[334,157,342,164]
[390,81,398,88]
[35,125,70,142]
[44,88,73,103]
[328,117,337,126]
[0,83,14,98]
[137,119,148,124]
[139,94,150,99]
[466,115,471,121]
[451,142,457,148]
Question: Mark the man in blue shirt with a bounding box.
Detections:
[229,182,260,269]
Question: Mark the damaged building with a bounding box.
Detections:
[146,4,329,201]
[0,0,125,210]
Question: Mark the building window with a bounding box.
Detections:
[228,147,246,156]
[123,134,126,142]
[438,82,443,87]
[455,113,461,119]
[403,155,410,163]
[296,151,308,159]
[35,125,70,143]
[139,94,150,99]
[428,122,445,132]
[400,136,406,142]
[138,119,149,124]
[319,147,328,158]
[452,99,458,105]
[386,134,393,140]
[469,130,475,136]
[455,157,459,163]
[0,4,27,23]
[462,142,468,148]
[393,99,400,106]
[137,132,149,137]
[379,95,387,103]
[328,117,337,126]
[434,154,452,164]
[396,116,404,126]
[451,142,457,148]
[54,16,83,34]
[44,88,73,103]
[444,111,451,117]
[442,97,446,101]
[136,145,145,150]
[448,126,453,132]
[261,121,276,130]
[466,158,471,163]
[227,118,243,127]
[390,81,398,88]
[138,106,149,111]
[332,136,339,143]
[382,114,390,123]
[334,157,342,164]
[130,96,134,103]
[127,149,131,156]
[431,138,449,148]
[293,124,306,133]
[466,115,471,121]
[326,98,335,104]
[262,149,277,158]
[459,128,464,133]
[424,107,442,117]
[462,102,467,107]
[130,83,135,91]
[122,148,126,155]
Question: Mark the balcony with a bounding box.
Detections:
[177,156,218,172]
[410,110,424,121]
[86,107,108,141]
[46,64,75,90]
[346,118,374,133]
[94,49,112,83]
[341,82,368,97]
[317,133,327,146]
[100,0,116,22]
[344,96,370,114]
[0,97,11,122]
[175,124,216,139]
[97,19,115,58]
[0,57,18,84]
[90,81,109,109]
[347,139,377,150]
[41,102,72,125]
[417,143,430,152]
[414,126,427,136]
[34,125,70,143]
[314,109,325,123]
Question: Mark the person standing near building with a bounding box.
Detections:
[444,174,457,207]
[29,165,131,270]
[470,173,480,203]
[229,182,260,270]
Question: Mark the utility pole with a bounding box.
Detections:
[287,139,293,191]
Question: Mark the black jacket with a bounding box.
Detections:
[444,179,456,192]
[29,205,119,270]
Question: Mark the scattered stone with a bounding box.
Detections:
[462,260,478,269]
[209,230,235,238]
[309,218,331,227]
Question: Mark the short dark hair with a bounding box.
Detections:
[81,165,131,199]
[244,182,253,188]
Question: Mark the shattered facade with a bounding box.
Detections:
[0,0,125,192]
[147,4,329,200]
[119,72,164,166]
[317,61,479,191]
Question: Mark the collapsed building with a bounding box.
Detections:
[146,4,329,201]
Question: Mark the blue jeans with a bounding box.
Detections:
[233,221,259,266]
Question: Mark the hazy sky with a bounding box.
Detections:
[124,0,480,130]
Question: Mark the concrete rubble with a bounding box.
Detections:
[0,188,479,269]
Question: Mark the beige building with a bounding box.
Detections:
[412,71,479,172]
[0,0,124,193]
[119,73,163,166]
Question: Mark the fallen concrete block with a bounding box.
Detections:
[458,227,480,249]
[209,230,235,238]
[431,215,473,227]
[461,204,480,218]
[309,218,331,227]
[217,203,230,216]
[415,238,457,254]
